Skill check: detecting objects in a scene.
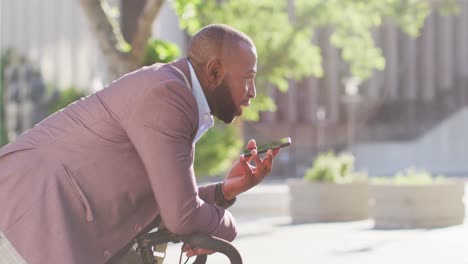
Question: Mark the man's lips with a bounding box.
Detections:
[237,101,250,116]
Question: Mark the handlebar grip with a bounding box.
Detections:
[179,234,242,264]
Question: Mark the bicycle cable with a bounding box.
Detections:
[179,243,192,264]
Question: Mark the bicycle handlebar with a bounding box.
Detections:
[179,233,243,264]
[136,229,242,264]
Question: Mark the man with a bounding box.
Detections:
[0,24,279,264]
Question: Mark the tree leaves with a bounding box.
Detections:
[172,0,456,121]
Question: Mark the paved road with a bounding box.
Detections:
[165,217,467,263]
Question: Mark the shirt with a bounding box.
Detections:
[187,61,215,143]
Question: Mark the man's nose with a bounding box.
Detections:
[248,83,256,99]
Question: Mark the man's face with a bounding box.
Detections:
[211,42,257,123]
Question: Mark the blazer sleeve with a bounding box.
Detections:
[124,81,237,241]
[198,183,217,204]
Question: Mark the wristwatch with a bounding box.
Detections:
[214,182,236,209]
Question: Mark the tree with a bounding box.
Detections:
[78,0,165,80]
[76,0,457,176]
[174,0,458,120]
[78,0,458,117]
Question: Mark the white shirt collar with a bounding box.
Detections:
[187,61,214,143]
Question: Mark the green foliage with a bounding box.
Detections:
[173,0,322,120]
[48,87,88,115]
[371,168,450,185]
[1,53,8,146]
[142,39,181,66]
[0,49,20,146]
[173,0,457,120]
[436,0,461,16]
[194,120,243,177]
[304,151,367,183]
[171,0,457,177]
[0,49,15,86]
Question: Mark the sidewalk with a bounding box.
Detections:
[163,182,468,263]
[165,217,467,263]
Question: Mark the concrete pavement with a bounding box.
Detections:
[165,217,467,263]
[162,182,468,263]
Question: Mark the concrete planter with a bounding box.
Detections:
[229,184,289,218]
[288,179,370,223]
[370,182,465,229]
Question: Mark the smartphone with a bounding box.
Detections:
[242,137,291,157]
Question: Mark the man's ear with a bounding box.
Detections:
[206,58,225,86]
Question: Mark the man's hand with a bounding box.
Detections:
[222,139,280,200]
[182,243,215,257]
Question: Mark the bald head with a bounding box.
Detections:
[186,24,257,123]
[188,24,255,67]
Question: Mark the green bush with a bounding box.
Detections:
[371,168,450,185]
[48,87,88,115]
[0,50,12,146]
[304,151,367,183]
[1,49,23,146]
[194,120,243,178]
[142,39,181,66]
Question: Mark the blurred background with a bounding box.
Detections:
[2,1,468,263]
[1,0,468,180]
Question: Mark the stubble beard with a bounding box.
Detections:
[209,78,237,124]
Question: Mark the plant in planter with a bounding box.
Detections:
[288,151,369,223]
[370,168,466,229]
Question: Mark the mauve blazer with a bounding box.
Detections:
[0,59,237,264]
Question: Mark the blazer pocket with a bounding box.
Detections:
[62,164,94,222]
